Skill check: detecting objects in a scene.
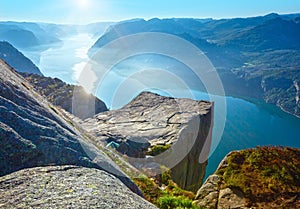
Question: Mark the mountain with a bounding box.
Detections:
[88,18,212,56]
[0,41,42,75]
[0,29,39,48]
[0,22,61,48]
[195,146,300,208]
[222,18,300,51]
[21,73,108,119]
[89,13,300,117]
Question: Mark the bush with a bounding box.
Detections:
[157,195,198,209]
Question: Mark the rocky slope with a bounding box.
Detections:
[194,146,300,209]
[81,91,214,192]
[21,73,108,119]
[0,165,157,209]
[0,59,149,203]
[89,13,300,118]
[0,41,42,75]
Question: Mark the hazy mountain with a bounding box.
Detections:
[0,41,42,75]
[222,18,300,51]
[0,22,61,48]
[89,13,300,117]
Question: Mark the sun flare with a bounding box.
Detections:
[77,0,89,9]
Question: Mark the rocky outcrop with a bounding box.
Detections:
[0,41,42,75]
[0,59,143,198]
[194,147,300,209]
[82,91,213,192]
[21,73,108,119]
[0,165,157,209]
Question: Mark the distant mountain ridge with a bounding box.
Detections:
[89,13,300,117]
[0,21,61,48]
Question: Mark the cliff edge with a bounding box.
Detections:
[82,92,214,192]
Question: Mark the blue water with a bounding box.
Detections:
[21,33,300,179]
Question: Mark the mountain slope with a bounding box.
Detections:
[0,41,42,75]
[21,73,108,119]
[0,59,144,198]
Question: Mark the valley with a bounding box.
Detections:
[8,17,300,178]
[1,12,300,208]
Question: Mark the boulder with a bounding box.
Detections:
[0,165,157,209]
[194,174,221,209]
[218,188,247,209]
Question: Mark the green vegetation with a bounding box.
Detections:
[217,146,300,201]
[147,144,171,156]
[133,168,199,209]
[157,195,198,209]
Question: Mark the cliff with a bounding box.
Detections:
[0,60,153,207]
[21,73,108,119]
[195,146,300,209]
[81,92,214,192]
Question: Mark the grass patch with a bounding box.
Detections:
[157,195,198,209]
[133,168,199,209]
[147,144,171,156]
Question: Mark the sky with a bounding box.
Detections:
[0,0,300,24]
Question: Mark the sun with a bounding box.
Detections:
[77,0,90,9]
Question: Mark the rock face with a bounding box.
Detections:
[0,165,157,209]
[82,91,214,192]
[0,59,143,198]
[0,59,91,175]
[0,41,42,75]
[195,147,300,209]
[21,73,108,119]
[194,174,221,209]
